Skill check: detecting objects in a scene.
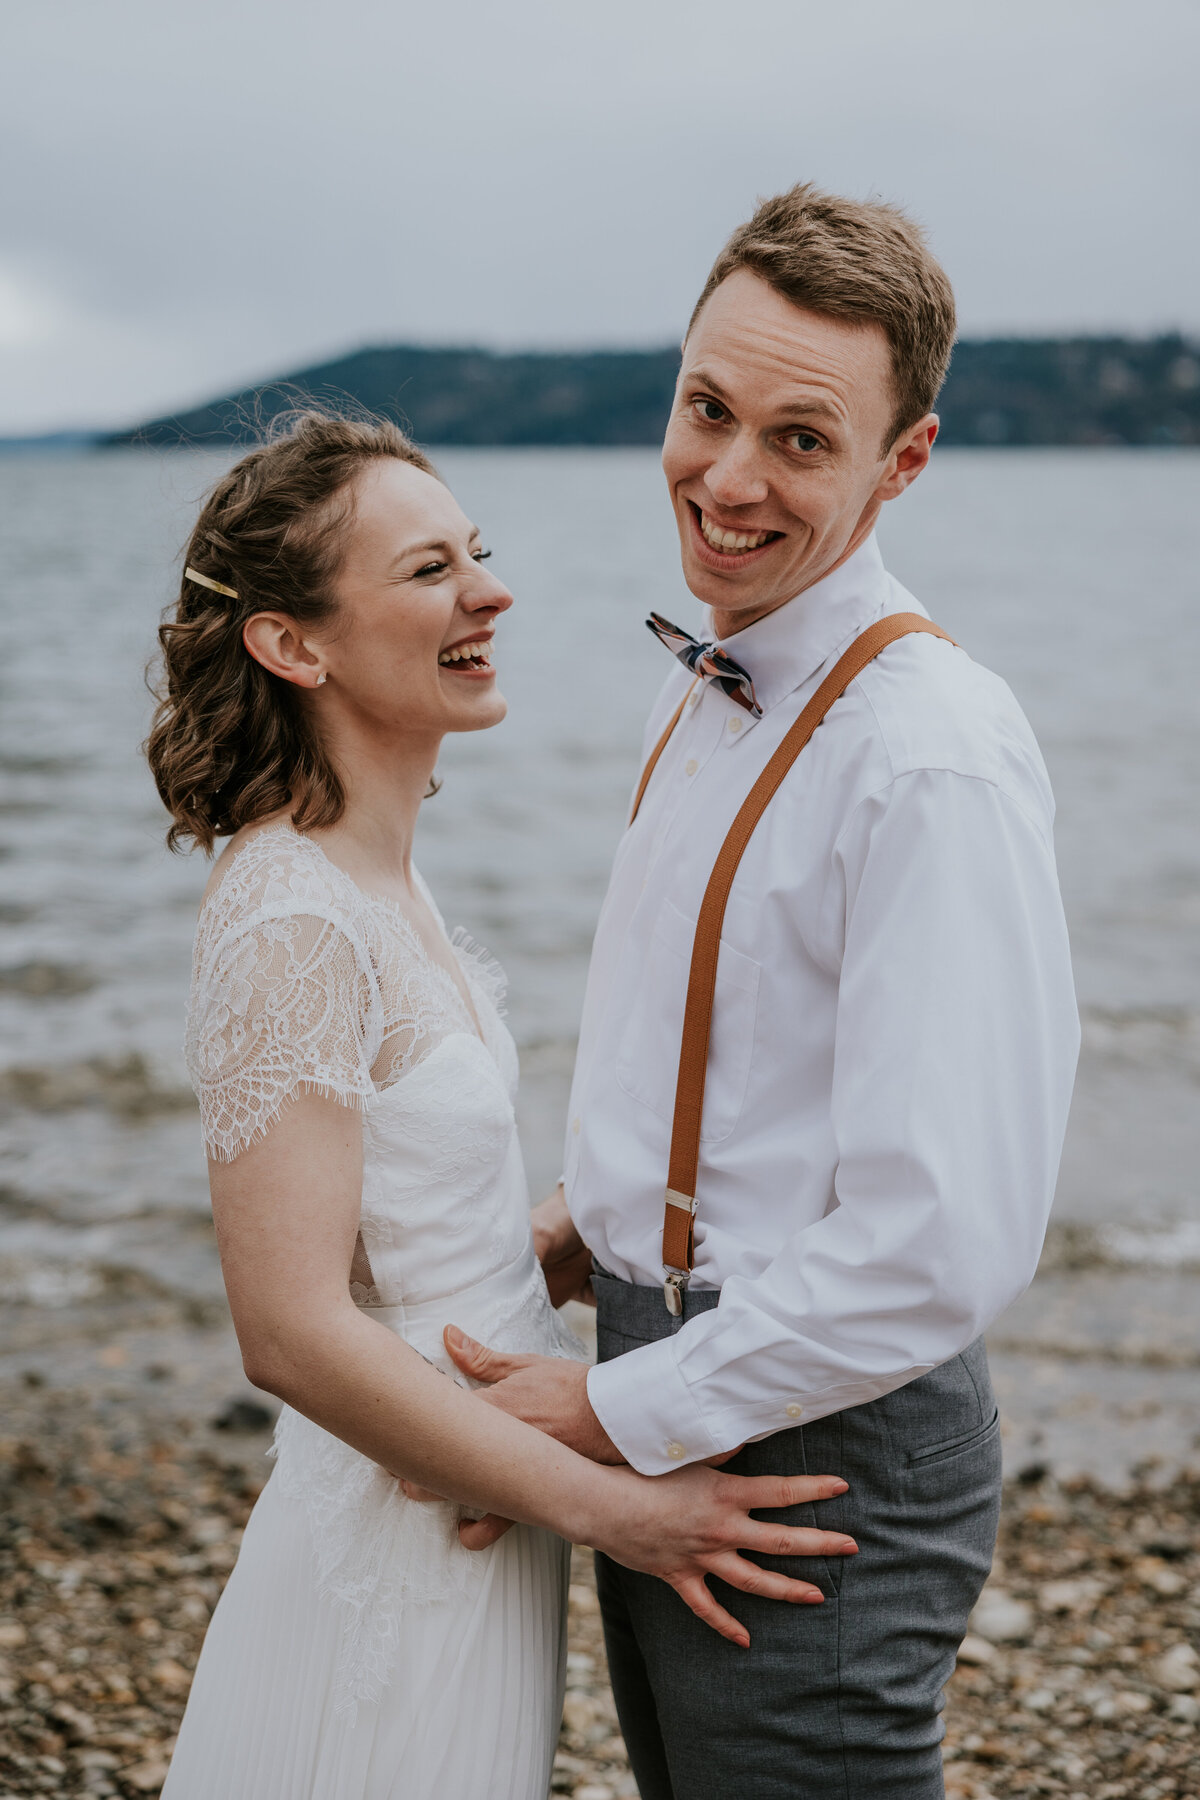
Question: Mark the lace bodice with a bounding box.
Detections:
[187,825,513,1163]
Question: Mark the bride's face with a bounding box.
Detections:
[319,458,513,741]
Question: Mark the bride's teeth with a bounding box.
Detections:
[439,642,493,665]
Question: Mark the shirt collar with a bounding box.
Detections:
[709,534,891,718]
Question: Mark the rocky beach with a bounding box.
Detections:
[1,1368,1198,1799]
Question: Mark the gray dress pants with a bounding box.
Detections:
[593,1267,1002,1800]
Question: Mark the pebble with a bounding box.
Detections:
[1037,1576,1099,1613]
[119,1763,170,1793]
[969,1587,1034,1643]
[1153,1642,1199,1692]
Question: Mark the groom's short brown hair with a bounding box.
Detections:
[688,184,957,444]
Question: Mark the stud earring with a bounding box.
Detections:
[316,673,327,687]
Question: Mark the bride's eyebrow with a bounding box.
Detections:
[392,527,482,569]
[390,538,453,568]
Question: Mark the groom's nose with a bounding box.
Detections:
[702,431,771,510]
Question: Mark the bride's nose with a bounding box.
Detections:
[466,565,514,617]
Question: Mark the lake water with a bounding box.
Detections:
[1,447,1198,1474]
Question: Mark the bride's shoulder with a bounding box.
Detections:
[197,823,361,946]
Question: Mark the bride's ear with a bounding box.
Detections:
[242,613,328,690]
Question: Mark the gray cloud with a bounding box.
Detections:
[2,0,1197,430]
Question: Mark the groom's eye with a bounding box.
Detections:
[692,398,726,424]
[785,430,823,453]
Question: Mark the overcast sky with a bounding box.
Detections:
[2,0,1197,433]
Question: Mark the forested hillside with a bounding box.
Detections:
[104,334,1200,449]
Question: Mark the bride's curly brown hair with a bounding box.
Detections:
[147,410,437,853]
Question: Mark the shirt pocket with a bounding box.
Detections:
[615,895,761,1144]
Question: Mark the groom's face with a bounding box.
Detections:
[662,269,935,637]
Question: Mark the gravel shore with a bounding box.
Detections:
[1,1392,1197,1799]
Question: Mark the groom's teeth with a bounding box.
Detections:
[699,512,772,553]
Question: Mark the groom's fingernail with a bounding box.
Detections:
[831,1479,849,1494]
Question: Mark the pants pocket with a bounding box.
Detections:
[906,1405,1000,1468]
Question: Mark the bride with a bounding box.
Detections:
[147,412,856,1799]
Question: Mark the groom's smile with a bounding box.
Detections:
[691,503,782,565]
[662,267,937,641]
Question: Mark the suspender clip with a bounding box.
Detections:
[663,1269,689,1317]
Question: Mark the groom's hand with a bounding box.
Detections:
[444,1326,624,1465]
[531,1185,596,1309]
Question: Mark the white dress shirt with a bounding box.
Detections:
[566,535,1079,1477]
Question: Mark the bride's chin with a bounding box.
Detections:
[450,690,507,733]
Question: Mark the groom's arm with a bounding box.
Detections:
[580,762,1080,1474]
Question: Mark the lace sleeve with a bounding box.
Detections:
[186,908,380,1161]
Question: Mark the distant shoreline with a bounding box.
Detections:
[5,333,1199,452]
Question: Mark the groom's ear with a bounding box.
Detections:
[877,415,938,501]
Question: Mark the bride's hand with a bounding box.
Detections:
[584,1464,856,1648]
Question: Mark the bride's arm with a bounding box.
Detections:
[212,1090,857,1647]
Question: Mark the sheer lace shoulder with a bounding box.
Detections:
[450,926,508,1021]
[409,867,508,1024]
[186,831,381,1160]
[186,827,509,1160]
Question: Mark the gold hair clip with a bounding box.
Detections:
[185,565,239,600]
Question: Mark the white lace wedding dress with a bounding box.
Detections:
[162,826,583,1800]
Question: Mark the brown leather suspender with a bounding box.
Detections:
[628,683,699,825]
[629,613,957,1313]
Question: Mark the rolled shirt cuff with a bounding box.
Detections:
[586,1333,725,1476]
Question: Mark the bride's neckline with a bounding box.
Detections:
[201,822,486,1040]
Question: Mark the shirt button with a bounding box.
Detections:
[571,1117,580,1135]
[727,717,742,734]
[688,690,700,708]
[666,1441,686,1460]
[684,758,698,776]
[785,1402,804,1419]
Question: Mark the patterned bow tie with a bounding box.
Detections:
[646,613,762,718]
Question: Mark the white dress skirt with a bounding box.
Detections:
[161,828,584,1800]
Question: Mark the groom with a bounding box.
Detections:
[448,184,1079,1796]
